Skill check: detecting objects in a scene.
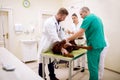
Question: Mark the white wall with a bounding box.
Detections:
[0,0,62,59]
[62,0,85,30]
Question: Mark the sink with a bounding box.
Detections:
[20,39,38,62]
[20,39,37,45]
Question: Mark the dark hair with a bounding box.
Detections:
[57,8,69,15]
[72,13,78,17]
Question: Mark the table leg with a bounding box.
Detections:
[68,60,72,80]
[42,56,45,79]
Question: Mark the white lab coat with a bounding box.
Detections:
[69,22,86,68]
[99,38,109,80]
[71,23,80,32]
[38,16,66,63]
[69,23,86,45]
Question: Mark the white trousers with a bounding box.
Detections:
[74,39,86,68]
[74,54,86,68]
[99,46,108,80]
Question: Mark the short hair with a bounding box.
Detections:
[57,8,69,15]
[72,13,78,17]
[81,7,90,12]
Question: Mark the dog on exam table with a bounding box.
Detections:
[51,39,92,58]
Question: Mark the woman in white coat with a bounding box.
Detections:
[38,8,69,80]
[66,13,86,72]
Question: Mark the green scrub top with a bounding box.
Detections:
[80,14,106,49]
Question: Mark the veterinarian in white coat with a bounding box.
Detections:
[37,8,69,80]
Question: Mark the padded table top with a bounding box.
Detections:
[42,49,87,61]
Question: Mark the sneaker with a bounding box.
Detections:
[73,67,80,71]
[50,77,59,80]
[77,66,80,68]
[81,67,85,72]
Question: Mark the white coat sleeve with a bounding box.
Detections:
[45,22,60,42]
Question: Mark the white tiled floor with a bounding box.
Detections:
[25,61,120,80]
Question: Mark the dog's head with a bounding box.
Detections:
[52,40,66,54]
[52,40,78,54]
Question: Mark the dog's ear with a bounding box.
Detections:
[52,41,61,54]
[52,40,67,54]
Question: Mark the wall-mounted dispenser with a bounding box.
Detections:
[14,24,23,33]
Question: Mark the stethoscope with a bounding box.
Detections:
[55,22,61,33]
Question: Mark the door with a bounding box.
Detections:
[38,13,53,35]
[42,13,53,29]
[42,14,53,27]
[0,11,9,49]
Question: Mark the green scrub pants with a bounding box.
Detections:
[87,48,103,80]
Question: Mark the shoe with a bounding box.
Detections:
[77,66,80,68]
[81,67,85,72]
[73,67,80,71]
[50,77,59,80]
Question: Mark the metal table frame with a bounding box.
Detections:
[41,49,86,80]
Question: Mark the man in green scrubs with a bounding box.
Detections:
[67,7,106,80]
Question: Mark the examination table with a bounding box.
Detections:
[41,48,87,80]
